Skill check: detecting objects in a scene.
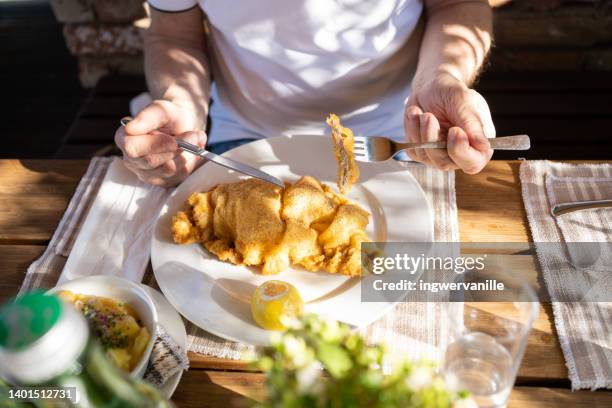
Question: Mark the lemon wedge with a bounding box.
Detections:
[251,280,304,331]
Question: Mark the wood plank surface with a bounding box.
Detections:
[0,160,597,246]
[456,161,529,242]
[0,160,532,243]
[2,159,611,406]
[0,245,45,297]
[171,370,612,408]
[0,160,89,244]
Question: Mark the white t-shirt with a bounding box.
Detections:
[149,0,424,143]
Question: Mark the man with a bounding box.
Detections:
[116,0,495,187]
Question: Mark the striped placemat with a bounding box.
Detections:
[521,160,612,390]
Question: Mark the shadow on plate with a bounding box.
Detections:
[154,261,262,331]
[212,278,257,326]
[225,135,411,184]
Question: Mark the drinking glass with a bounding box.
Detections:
[441,268,539,408]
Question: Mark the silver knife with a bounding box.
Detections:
[120,117,284,188]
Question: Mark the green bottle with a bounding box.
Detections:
[0,292,173,408]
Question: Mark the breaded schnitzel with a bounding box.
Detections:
[172,176,369,276]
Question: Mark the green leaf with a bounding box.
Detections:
[317,342,353,379]
[258,356,274,372]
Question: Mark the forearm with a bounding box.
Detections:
[144,14,211,130]
[413,0,492,90]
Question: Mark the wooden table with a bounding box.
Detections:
[1,159,611,407]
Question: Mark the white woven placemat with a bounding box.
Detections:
[521,160,612,390]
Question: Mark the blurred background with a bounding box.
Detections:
[1,0,611,160]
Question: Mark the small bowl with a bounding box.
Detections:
[48,275,158,378]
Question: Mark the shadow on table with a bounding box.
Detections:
[171,369,263,407]
[17,158,91,180]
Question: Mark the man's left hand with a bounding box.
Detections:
[404,73,495,174]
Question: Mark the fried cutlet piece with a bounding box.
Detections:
[172,192,213,244]
[263,220,322,275]
[171,176,369,276]
[171,211,200,244]
[326,113,360,194]
[318,204,369,249]
[281,176,336,226]
[208,179,285,266]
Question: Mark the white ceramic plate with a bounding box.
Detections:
[151,135,433,345]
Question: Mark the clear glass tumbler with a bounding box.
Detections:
[441,268,539,408]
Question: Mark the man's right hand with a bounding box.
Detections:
[114,100,207,187]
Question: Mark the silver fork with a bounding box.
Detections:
[353,134,530,162]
